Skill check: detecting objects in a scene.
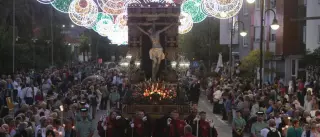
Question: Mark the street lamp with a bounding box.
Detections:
[229,20,247,77]
[270,18,280,30]
[246,0,255,4]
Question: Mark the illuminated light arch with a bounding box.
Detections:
[115,12,128,29]
[37,0,55,4]
[181,0,207,23]
[97,0,126,15]
[92,12,115,36]
[178,12,193,34]
[51,0,73,13]
[68,0,99,27]
[201,0,243,19]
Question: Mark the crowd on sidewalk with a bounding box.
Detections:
[206,76,320,137]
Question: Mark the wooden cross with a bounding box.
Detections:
[130,36,141,47]
[165,36,176,47]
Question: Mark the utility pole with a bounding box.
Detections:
[259,0,265,88]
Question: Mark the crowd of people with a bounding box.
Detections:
[3,60,320,137]
[207,77,320,137]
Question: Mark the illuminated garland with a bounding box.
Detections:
[92,12,115,36]
[115,13,128,29]
[97,0,126,15]
[37,0,55,4]
[181,0,206,23]
[179,12,193,34]
[107,25,128,45]
[201,0,243,19]
[68,0,99,27]
[51,0,73,13]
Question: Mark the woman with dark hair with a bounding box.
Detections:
[45,130,55,137]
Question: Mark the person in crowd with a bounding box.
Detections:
[286,119,303,137]
[183,125,195,137]
[165,110,186,137]
[251,111,268,137]
[75,108,94,137]
[189,78,200,105]
[130,110,151,137]
[232,110,246,137]
[193,111,217,137]
[260,119,281,137]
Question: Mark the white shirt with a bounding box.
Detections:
[35,125,46,137]
[261,127,281,137]
[23,87,39,98]
[213,90,222,100]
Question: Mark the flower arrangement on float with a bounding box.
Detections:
[131,81,177,104]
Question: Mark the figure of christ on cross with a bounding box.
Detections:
[135,22,174,81]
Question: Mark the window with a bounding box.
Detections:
[270,34,276,41]
[256,0,260,9]
[271,0,276,8]
[303,26,306,44]
[254,27,260,42]
[243,37,248,47]
[292,60,296,76]
[243,2,248,15]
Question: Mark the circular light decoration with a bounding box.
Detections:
[106,25,128,45]
[69,0,99,28]
[201,0,243,19]
[97,0,126,15]
[179,12,193,34]
[115,13,128,29]
[51,0,73,13]
[37,0,55,4]
[181,0,207,23]
[92,12,115,36]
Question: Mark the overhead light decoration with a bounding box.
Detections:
[178,12,193,34]
[106,25,129,45]
[51,0,73,13]
[97,0,126,15]
[68,0,99,27]
[201,0,243,19]
[92,12,115,36]
[37,0,55,4]
[115,12,128,29]
[181,0,207,23]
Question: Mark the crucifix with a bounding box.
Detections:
[135,21,174,81]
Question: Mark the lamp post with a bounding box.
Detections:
[246,0,279,88]
[12,0,16,73]
[259,8,279,88]
[229,20,247,78]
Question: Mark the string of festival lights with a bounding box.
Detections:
[38,0,243,44]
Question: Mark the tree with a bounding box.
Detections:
[0,0,71,73]
[79,33,90,61]
[178,17,228,68]
[239,50,272,77]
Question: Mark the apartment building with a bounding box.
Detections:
[306,0,320,52]
[220,0,306,84]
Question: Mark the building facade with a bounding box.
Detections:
[220,0,306,84]
[306,0,320,52]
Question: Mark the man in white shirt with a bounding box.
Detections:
[22,84,39,105]
[260,119,281,137]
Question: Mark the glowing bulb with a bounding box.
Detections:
[240,31,247,37]
[246,0,255,4]
[271,24,279,30]
[220,12,227,18]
